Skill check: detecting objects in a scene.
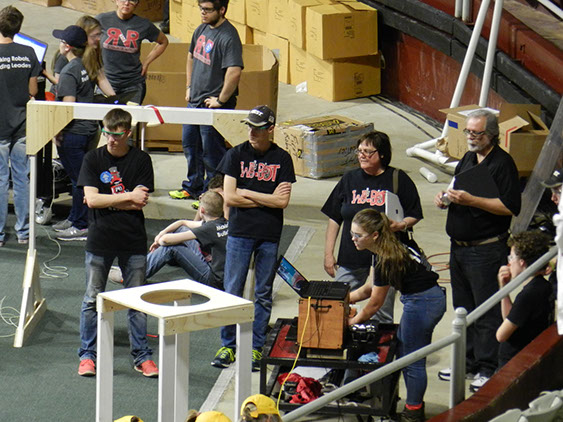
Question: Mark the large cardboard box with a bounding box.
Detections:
[274,115,374,178]
[140,43,278,143]
[268,0,289,40]
[170,0,199,42]
[252,28,267,46]
[306,53,381,101]
[61,0,164,21]
[440,104,548,175]
[306,2,377,59]
[246,0,269,32]
[230,20,254,44]
[289,44,308,85]
[287,0,321,49]
[260,33,289,84]
[228,0,246,24]
[22,0,61,7]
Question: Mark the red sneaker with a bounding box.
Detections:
[78,359,96,377]
[135,359,159,377]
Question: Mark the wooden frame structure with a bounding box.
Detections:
[97,279,254,422]
[14,101,250,347]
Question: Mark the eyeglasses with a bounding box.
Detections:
[102,128,128,138]
[199,5,217,13]
[463,129,486,139]
[355,148,378,158]
[118,0,139,4]
[350,230,368,240]
[507,253,520,263]
[551,187,562,196]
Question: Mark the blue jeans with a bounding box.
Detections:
[0,136,29,242]
[397,285,446,405]
[221,236,278,350]
[336,266,396,324]
[146,227,210,284]
[181,104,227,197]
[57,132,94,229]
[79,251,153,366]
[450,241,506,377]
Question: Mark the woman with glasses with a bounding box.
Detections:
[321,130,423,323]
[349,209,445,422]
[96,0,168,105]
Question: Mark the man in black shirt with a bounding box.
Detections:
[434,110,521,392]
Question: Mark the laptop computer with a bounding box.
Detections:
[13,33,48,63]
[275,255,350,300]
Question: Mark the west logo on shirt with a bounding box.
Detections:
[351,189,387,206]
[193,34,213,65]
[240,161,280,181]
[103,28,140,53]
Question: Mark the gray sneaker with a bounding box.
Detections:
[56,226,88,241]
[52,219,72,232]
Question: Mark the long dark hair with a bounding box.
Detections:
[352,209,412,290]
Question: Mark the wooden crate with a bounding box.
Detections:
[297,298,349,349]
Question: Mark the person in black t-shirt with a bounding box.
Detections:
[434,109,521,392]
[51,25,99,241]
[0,6,41,247]
[77,108,158,378]
[349,209,445,422]
[496,231,553,368]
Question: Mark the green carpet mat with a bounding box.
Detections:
[0,210,298,420]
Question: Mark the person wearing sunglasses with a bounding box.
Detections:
[322,130,423,325]
[76,108,158,378]
[212,105,295,372]
[169,0,243,201]
[96,0,169,105]
[349,209,445,422]
[434,109,521,392]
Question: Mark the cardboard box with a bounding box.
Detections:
[22,0,61,7]
[252,28,267,46]
[287,0,321,49]
[274,115,374,178]
[140,43,279,143]
[261,34,289,84]
[268,0,289,40]
[441,104,548,175]
[289,44,308,85]
[306,53,381,101]
[230,20,253,44]
[228,0,246,24]
[246,0,269,32]
[61,0,164,21]
[306,2,378,59]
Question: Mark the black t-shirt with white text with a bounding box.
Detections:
[217,141,296,242]
[192,217,228,289]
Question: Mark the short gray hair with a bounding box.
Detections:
[467,109,499,145]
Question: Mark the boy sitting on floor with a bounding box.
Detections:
[496,230,554,368]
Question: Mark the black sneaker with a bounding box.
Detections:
[399,404,425,422]
[211,347,235,368]
[252,349,262,372]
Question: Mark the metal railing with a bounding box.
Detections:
[283,246,557,421]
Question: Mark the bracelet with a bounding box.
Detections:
[216,98,225,106]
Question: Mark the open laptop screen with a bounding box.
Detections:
[14,33,48,63]
[277,256,307,295]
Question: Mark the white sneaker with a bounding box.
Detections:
[52,219,72,232]
[469,375,490,392]
[56,226,88,241]
[108,266,123,284]
[438,368,477,381]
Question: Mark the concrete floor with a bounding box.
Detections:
[5,0,489,419]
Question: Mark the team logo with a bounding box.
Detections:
[205,40,214,54]
[100,171,112,184]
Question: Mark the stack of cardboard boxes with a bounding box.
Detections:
[171,0,381,102]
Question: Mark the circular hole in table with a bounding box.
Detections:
[141,289,210,306]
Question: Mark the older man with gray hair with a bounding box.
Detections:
[434,109,521,392]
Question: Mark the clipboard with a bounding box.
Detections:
[454,163,499,198]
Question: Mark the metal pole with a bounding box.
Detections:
[455,0,463,18]
[450,307,468,407]
[462,0,472,22]
[441,0,491,139]
[479,0,503,106]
